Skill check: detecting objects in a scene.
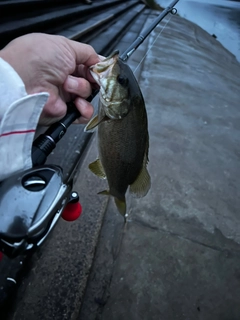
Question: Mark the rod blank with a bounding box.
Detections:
[120,0,180,61]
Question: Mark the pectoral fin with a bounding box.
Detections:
[84,115,99,132]
[84,115,109,132]
[129,154,151,198]
[89,159,106,179]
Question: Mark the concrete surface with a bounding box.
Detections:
[79,12,240,320]
[6,9,240,320]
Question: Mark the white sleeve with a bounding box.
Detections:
[0,58,49,181]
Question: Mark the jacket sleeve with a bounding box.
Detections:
[0,58,49,181]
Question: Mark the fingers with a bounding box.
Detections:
[39,94,94,126]
[63,75,92,98]
[63,74,95,124]
[67,39,100,66]
[72,64,101,88]
[42,75,94,126]
[72,64,95,84]
[73,97,94,124]
[39,95,67,125]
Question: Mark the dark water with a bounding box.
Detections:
[157,0,240,62]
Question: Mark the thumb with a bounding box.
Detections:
[66,38,100,66]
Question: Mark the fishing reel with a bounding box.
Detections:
[0,102,88,260]
[0,165,81,259]
[0,92,99,259]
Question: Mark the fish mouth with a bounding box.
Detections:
[89,51,119,85]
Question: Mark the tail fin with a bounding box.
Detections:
[98,191,126,217]
[114,197,126,216]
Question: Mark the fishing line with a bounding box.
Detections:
[134,13,173,75]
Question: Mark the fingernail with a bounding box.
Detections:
[67,77,78,90]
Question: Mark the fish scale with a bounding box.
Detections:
[86,51,151,216]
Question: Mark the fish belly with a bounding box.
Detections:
[98,112,147,200]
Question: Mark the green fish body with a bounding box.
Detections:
[86,51,151,216]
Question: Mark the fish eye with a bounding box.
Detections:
[117,75,129,87]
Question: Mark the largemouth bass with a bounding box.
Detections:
[85,51,151,216]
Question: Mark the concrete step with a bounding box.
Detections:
[0,0,136,48]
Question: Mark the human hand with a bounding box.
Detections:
[0,33,100,125]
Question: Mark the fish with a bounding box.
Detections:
[85,50,151,216]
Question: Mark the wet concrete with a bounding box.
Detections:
[79,11,240,320]
[6,9,240,320]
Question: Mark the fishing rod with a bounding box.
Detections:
[0,0,179,259]
[32,0,179,167]
[120,0,179,61]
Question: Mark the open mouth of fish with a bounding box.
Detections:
[89,54,118,85]
[89,51,129,120]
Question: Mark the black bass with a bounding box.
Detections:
[85,51,150,216]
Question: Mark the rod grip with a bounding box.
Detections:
[32,89,99,166]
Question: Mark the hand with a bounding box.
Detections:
[0,33,100,125]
